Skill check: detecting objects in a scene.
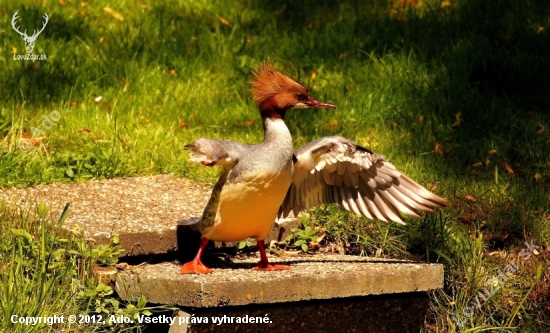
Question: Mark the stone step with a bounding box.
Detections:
[116,255,442,307]
[0,175,298,257]
[115,255,443,332]
[1,175,208,256]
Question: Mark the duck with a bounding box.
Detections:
[180,61,448,274]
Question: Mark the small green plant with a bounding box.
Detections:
[279,216,320,253]
[237,237,256,250]
[92,233,125,266]
[79,281,153,327]
[73,229,156,330]
[313,205,408,258]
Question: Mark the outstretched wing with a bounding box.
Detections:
[278,136,448,224]
[184,139,254,169]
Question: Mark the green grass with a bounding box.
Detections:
[0,202,153,332]
[1,0,550,331]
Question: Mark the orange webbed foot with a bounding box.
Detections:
[180,260,213,274]
[253,263,291,271]
[180,237,213,274]
[253,239,291,271]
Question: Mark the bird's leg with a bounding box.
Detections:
[254,240,291,271]
[180,237,213,274]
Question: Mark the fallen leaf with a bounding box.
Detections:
[452,111,461,127]
[77,128,94,137]
[414,115,424,124]
[465,194,476,202]
[275,4,287,15]
[472,162,482,167]
[70,101,78,107]
[311,71,317,80]
[489,149,497,155]
[115,263,129,271]
[433,141,444,155]
[534,173,542,181]
[18,137,42,148]
[103,7,124,21]
[387,121,400,128]
[59,0,65,6]
[458,215,475,223]
[235,119,255,127]
[309,233,326,250]
[216,14,231,27]
[504,163,514,175]
[328,119,339,127]
[168,69,177,77]
[536,124,545,134]
[178,118,189,129]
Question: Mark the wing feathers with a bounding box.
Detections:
[184,139,253,168]
[278,136,448,224]
[356,196,374,220]
[378,188,422,219]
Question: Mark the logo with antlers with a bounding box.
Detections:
[11,11,49,54]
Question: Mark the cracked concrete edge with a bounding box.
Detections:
[115,259,444,307]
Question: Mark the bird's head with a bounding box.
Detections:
[249,61,336,119]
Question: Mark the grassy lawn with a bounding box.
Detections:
[1,0,549,331]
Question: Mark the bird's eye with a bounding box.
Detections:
[296,93,306,100]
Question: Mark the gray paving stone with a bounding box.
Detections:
[116,255,443,307]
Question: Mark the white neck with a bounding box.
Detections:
[262,116,292,146]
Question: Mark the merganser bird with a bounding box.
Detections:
[180,61,448,274]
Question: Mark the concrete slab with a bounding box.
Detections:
[0,175,299,257]
[0,174,209,256]
[115,255,443,307]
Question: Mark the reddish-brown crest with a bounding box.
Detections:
[249,61,308,112]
